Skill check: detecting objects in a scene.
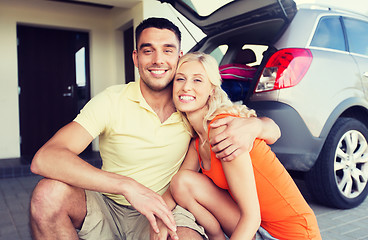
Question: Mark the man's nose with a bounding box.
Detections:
[153,51,165,65]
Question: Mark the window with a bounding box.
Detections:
[210,45,229,64]
[310,16,346,51]
[344,17,368,56]
[242,44,268,66]
[75,47,86,87]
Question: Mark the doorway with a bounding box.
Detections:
[17,25,91,162]
[124,26,135,83]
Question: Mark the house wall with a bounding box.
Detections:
[0,0,141,158]
[0,0,204,159]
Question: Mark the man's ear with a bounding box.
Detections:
[132,50,138,68]
[179,50,183,58]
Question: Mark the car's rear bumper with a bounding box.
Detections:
[247,101,325,171]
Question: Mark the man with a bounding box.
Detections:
[30,18,280,240]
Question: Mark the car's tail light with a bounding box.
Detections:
[255,48,312,92]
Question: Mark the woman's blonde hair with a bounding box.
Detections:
[176,52,256,136]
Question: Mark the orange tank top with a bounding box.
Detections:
[196,114,321,240]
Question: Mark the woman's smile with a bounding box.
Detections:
[179,94,195,102]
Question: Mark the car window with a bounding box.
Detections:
[310,16,346,51]
[210,45,229,64]
[343,17,368,56]
[242,44,268,66]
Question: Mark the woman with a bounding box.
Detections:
[170,52,321,240]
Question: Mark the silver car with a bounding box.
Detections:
[162,0,368,209]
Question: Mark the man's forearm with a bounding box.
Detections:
[258,117,281,145]
[31,145,133,195]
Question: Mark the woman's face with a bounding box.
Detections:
[173,60,213,114]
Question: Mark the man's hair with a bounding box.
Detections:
[135,17,181,49]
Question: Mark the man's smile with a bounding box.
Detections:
[149,68,168,77]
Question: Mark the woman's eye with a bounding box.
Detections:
[176,78,185,81]
[194,79,202,82]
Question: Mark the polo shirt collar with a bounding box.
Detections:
[126,81,153,112]
[126,81,142,103]
[126,81,181,125]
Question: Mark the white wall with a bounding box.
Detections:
[0,4,19,158]
[0,0,140,158]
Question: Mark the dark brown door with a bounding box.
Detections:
[17,26,90,162]
[124,26,135,83]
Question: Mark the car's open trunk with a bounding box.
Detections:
[159,0,296,103]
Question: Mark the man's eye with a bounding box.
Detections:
[165,49,173,53]
[143,49,152,54]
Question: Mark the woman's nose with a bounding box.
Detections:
[182,80,192,91]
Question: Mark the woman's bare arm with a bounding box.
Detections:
[210,126,261,239]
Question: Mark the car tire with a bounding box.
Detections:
[305,117,368,209]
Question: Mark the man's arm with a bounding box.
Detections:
[209,116,281,161]
[30,121,176,234]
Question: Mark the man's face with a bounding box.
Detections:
[133,27,182,92]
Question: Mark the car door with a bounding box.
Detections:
[343,17,368,97]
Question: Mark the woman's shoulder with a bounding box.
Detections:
[208,113,239,139]
[209,113,240,126]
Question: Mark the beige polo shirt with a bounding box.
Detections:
[74,82,191,205]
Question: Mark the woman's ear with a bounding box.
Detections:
[210,88,216,96]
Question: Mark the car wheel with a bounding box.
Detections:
[305,117,368,209]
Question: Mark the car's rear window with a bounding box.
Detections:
[310,16,346,51]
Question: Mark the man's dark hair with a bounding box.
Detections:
[135,17,181,49]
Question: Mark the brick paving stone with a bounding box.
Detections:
[0,175,366,239]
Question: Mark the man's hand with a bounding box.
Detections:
[209,116,280,161]
[124,180,177,235]
[150,218,179,240]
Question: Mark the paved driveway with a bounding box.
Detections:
[0,175,367,240]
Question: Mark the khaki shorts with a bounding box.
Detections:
[78,190,206,240]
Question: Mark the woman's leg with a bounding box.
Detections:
[171,170,241,238]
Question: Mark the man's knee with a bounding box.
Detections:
[30,178,85,223]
